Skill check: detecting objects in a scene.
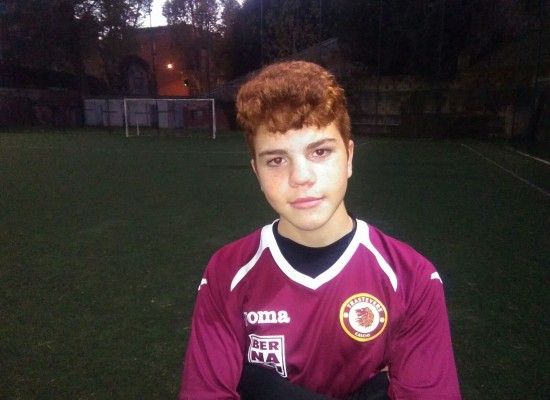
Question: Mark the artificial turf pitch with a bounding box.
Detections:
[1,130,548,399]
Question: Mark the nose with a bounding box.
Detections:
[289,158,315,187]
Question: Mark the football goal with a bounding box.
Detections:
[123,98,217,138]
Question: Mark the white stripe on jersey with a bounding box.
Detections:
[230,225,271,291]
[198,278,208,290]
[268,224,361,290]
[357,221,398,292]
[431,272,443,283]
[230,220,399,292]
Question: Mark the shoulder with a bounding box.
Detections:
[203,223,274,289]
[368,222,430,256]
[355,220,440,292]
[209,225,265,269]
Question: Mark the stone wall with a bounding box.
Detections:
[0,88,82,127]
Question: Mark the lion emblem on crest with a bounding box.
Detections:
[355,307,375,328]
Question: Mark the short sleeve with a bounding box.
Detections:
[179,265,245,400]
[387,264,461,400]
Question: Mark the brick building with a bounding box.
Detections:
[120,26,189,97]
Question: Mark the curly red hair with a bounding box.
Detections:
[236,61,351,154]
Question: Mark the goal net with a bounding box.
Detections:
[123,98,217,138]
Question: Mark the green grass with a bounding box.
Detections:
[1,131,549,399]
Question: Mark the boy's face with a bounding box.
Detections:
[251,122,354,247]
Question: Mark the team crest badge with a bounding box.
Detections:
[339,293,388,342]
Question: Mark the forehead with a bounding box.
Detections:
[254,123,343,155]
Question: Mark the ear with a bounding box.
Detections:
[251,158,258,177]
[347,140,354,178]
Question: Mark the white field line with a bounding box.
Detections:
[461,144,549,197]
[514,150,550,166]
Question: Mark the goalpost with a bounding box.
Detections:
[123,98,217,139]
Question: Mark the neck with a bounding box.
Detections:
[278,205,354,248]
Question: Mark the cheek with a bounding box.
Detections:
[325,160,349,181]
[260,183,286,210]
[257,171,283,193]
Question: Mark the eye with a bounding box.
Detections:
[312,148,330,158]
[267,156,284,166]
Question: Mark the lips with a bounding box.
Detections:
[290,196,323,209]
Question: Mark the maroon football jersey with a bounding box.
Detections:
[179,220,461,400]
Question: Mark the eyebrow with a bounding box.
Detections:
[257,138,337,158]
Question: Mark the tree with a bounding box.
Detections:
[217,0,242,80]
[6,0,153,93]
[226,0,322,76]
[262,0,320,61]
[76,0,154,91]
[155,0,537,85]
[230,0,263,76]
[163,0,223,92]
[163,0,220,30]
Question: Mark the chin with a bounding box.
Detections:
[286,215,331,232]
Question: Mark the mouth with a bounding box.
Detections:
[290,196,323,209]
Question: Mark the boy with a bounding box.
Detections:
[179,61,461,400]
